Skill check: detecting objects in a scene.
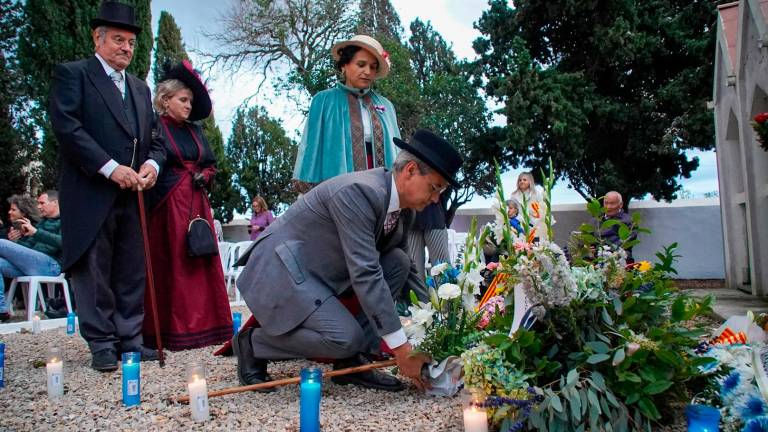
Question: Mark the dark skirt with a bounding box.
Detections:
[142,168,232,351]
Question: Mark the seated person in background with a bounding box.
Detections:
[0,192,62,321]
[506,200,524,234]
[598,191,637,263]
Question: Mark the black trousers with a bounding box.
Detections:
[70,192,146,354]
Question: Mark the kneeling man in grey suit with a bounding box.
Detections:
[234,130,463,391]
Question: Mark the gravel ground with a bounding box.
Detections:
[0,307,720,431]
[0,308,463,431]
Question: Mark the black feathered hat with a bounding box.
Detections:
[160,60,212,121]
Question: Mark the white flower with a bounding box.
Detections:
[437,283,461,300]
[408,302,435,327]
[430,262,450,276]
[404,323,426,346]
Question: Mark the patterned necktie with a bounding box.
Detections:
[384,210,400,235]
[110,70,125,99]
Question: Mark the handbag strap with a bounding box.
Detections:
[160,116,207,222]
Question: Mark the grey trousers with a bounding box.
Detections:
[407,228,450,283]
[70,193,146,354]
[249,248,410,360]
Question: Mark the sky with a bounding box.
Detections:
[149,0,720,208]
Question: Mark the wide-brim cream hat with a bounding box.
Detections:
[331,35,391,79]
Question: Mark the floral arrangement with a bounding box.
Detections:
[404,160,717,430]
[753,112,768,151]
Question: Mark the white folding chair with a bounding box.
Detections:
[224,241,252,304]
[7,274,73,322]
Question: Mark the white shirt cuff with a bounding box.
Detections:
[144,159,160,175]
[98,159,119,179]
[381,328,407,349]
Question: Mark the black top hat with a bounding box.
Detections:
[160,60,212,122]
[90,1,141,35]
[394,129,463,187]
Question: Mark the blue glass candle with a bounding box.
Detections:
[0,342,5,389]
[121,352,141,407]
[685,404,720,432]
[299,367,322,432]
[232,312,242,335]
[66,313,76,335]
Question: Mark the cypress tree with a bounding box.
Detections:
[152,11,188,84]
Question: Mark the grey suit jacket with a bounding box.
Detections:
[237,168,426,336]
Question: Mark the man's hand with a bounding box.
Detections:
[17,218,36,237]
[137,163,158,190]
[110,165,141,190]
[391,342,431,391]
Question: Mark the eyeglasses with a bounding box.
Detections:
[429,181,448,195]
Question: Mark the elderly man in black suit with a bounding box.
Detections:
[49,1,166,371]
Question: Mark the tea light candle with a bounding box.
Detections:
[32,315,41,334]
[299,367,322,432]
[0,342,6,389]
[232,312,242,335]
[46,347,64,398]
[66,312,76,335]
[186,363,209,422]
[121,352,141,407]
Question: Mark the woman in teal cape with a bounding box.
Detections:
[292,35,400,193]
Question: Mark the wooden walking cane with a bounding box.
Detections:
[171,359,397,404]
[137,188,165,367]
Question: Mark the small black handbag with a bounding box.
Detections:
[186,178,218,257]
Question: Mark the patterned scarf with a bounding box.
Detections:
[347,92,385,171]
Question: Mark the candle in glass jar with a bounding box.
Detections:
[232,312,242,335]
[121,352,141,407]
[299,367,322,432]
[46,347,64,398]
[32,315,41,334]
[462,405,489,432]
[186,363,209,422]
[66,312,76,335]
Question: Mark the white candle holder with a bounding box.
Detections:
[462,388,488,432]
[46,347,64,399]
[32,315,41,335]
[186,363,209,422]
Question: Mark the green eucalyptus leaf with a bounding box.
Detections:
[625,392,641,404]
[587,389,600,409]
[612,349,626,366]
[586,341,610,354]
[596,333,611,343]
[613,296,623,315]
[550,395,564,412]
[601,307,614,325]
[591,371,606,391]
[587,353,611,364]
[605,390,621,408]
[567,368,579,386]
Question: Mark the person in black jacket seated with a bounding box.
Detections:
[0,192,62,322]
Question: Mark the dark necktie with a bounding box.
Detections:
[384,210,400,235]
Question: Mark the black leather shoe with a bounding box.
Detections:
[120,345,159,362]
[91,348,118,372]
[331,353,404,392]
[232,328,273,392]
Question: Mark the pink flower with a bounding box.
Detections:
[486,262,499,271]
[477,296,505,329]
[513,241,532,253]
